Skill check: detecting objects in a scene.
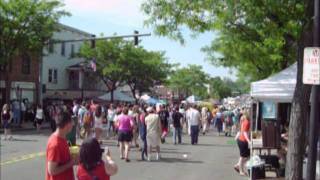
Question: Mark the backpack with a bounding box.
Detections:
[83,111,93,125]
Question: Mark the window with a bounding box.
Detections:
[21,53,31,74]
[48,42,54,53]
[61,42,65,56]
[53,69,58,83]
[70,44,75,58]
[48,69,58,83]
[48,69,52,82]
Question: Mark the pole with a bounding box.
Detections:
[48,33,151,44]
[306,0,320,179]
[38,55,43,106]
[80,68,84,101]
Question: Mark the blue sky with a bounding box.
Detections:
[60,0,235,79]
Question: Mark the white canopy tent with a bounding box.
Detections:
[140,94,151,101]
[186,95,201,103]
[250,63,297,103]
[98,90,135,102]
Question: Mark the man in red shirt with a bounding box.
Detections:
[46,111,79,180]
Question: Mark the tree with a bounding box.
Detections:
[79,38,128,102]
[122,45,171,103]
[209,77,232,99]
[141,0,314,179]
[142,0,304,81]
[0,0,69,103]
[169,65,209,99]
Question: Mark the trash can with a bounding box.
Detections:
[247,164,265,180]
[246,156,266,180]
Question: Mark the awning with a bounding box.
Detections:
[98,90,135,102]
[250,63,297,102]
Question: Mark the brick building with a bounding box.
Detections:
[0,52,40,106]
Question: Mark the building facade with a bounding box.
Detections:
[0,23,106,107]
[42,23,105,102]
[0,53,40,105]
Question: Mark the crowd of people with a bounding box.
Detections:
[1,99,252,179]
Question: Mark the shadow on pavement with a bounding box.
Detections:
[158,157,203,164]
[9,138,38,142]
[196,143,234,148]
[160,150,191,154]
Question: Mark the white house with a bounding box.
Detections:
[42,23,105,101]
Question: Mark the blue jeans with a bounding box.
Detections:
[173,127,182,144]
[141,136,148,160]
[13,110,21,124]
[190,125,199,145]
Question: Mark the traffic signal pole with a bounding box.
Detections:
[48,33,151,44]
[40,32,151,103]
[306,0,320,179]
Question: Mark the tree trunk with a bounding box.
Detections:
[129,84,138,104]
[110,89,114,103]
[285,11,313,179]
[5,65,11,104]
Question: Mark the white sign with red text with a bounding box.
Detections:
[303,47,320,85]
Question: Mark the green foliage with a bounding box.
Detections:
[79,38,128,93]
[169,65,209,99]
[142,0,308,81]
[0,0,69,65]
[79,37,171,101]
[122,44,171,99]
[209,77,231,99]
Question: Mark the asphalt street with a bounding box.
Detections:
[1,128,247,180]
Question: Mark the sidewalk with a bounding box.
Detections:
[0,121,51,133]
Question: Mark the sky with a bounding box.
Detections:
[60,0,235,79]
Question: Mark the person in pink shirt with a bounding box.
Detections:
[116,107,134,162]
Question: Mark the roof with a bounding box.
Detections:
[57,23,94,37]
[67,62,90,71]
[98,90,135,102]
[250,62,297,102]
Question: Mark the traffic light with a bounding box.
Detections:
[134,30,139,46]
[91,35,96,48]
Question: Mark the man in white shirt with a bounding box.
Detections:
[186,104,201,145]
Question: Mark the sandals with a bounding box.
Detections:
[233,166,240,173]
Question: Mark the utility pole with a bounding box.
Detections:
[306,0,320,179]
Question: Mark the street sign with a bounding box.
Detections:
[303,47,320,85]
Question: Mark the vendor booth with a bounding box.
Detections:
[249,63,297,178]
[98,90,135,103]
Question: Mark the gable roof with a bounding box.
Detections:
[251,62,297,102]
[57,23,93,37]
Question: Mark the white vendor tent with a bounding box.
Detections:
[250,62,297,103]
[98,90,135,102]
[140,94,151,101]
[186,95,201,103]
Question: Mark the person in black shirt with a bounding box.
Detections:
[158,105,169,143]
[172,106,183,144]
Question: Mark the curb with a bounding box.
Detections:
[0,125,51,133]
